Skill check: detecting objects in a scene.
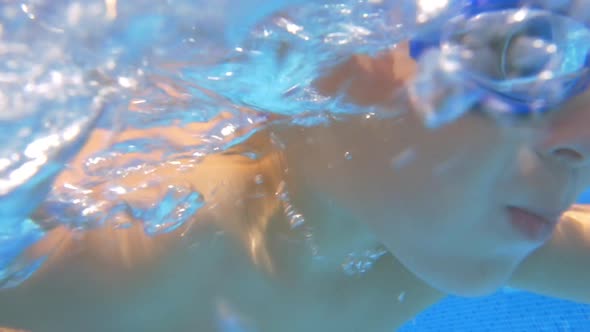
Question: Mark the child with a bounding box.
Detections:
[1,38,590,332]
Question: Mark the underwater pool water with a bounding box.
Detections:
[2,0,590,331]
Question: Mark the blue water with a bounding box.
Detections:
[2,0,590,330]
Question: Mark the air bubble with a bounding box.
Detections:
[398,291,406,302]
[254,174,264,184]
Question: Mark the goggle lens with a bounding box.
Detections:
[441,8,590,113]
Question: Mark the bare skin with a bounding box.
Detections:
[1,43,590,332]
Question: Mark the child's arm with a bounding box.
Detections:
[509,207,590,303]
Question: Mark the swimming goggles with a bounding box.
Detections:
[408,0,590,117]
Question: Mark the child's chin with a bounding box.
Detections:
[424,266,514,297]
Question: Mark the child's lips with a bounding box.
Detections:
[506,206,560,242]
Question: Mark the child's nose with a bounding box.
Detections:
[537,93,590,167]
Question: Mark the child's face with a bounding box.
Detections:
[383,89,590,295]
[284,88,590,296]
